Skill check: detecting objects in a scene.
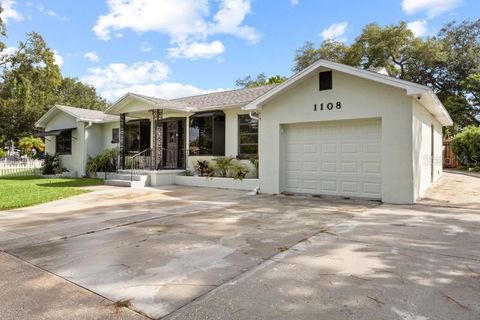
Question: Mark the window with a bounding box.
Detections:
[111,128,119,143]
[56,130,72,155]
[238,114,258,158]
[319,71,332,91]
[125,120,150,153]
[189,111,225,156]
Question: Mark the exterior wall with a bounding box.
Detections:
[85,123,104,160]
[412,99,443,199]
[44,112,84,177]
[102,121,120,150]
[259,70,415,204]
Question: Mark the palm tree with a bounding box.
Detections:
[18,136,45,157]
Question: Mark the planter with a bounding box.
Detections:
[175,175,259,191]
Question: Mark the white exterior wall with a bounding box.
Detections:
[102,121,120,150]
[259,70,415,204]
[412,99,443,199]
[44,112,84,177]
[85,124,103,157]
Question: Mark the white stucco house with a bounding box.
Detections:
[35,60,452,204]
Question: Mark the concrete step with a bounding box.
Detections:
[117,171,151,177]
[108,173,142,181]
[104,179,132,187]
[104,172,150,187]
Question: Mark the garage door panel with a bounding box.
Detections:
[283,119,382,199]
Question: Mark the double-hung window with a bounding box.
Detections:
[238,114,258,158]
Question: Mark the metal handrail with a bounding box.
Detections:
[130,148,152,181]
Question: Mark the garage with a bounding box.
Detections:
[282,118,382,199]
[244,60,453,204]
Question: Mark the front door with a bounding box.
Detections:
[165,120,179,168]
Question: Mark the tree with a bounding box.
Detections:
[56,77,108,110]
[18,136,44,157]
[292,20,480,130]
[451,125,480,167]
[236,73,287,88]
[293,40,351,72]
[0,3,108,145]
[0,32,62,144]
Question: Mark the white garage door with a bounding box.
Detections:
[283,118,382,199]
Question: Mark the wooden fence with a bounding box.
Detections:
[0,159,43,177]
[443,139,459,168]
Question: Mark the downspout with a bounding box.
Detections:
[249,110,260,121]
[83,121,93,177]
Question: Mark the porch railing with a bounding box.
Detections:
[130,148,153,181]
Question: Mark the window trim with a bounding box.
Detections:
[237,114,258,159]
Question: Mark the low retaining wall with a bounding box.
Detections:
[174,176,259,191]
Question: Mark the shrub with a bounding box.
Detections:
[86,148,119,174]
[248,156,259,178]
[229,160,249,180]
[42,154,67,175]
[194,160,212,177]
[0,148,6,158]
[452,126,480,167]
[212,156,234,177]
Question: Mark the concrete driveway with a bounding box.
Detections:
[0,171,479,320]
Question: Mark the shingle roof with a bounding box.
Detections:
[172,84,278,109]
[57,105,118,122]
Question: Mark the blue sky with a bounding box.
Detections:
[1,0,479,101]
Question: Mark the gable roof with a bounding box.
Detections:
[172,85,278,110]
[105,85,278,115]
[243,60,453,126]
[35,105,118,128]
[105,92,189,115]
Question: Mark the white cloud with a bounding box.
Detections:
[53,50,63,67]
[320,22,348,42]
[84,51,100,62]
[92,0,259,59]
[407,20,429,37]
[36,4,56,16]
[168,40,225,60]
[81,60,170,98]
[0,0,24,23]
[102,82,227,101]
[402,0,463,18]
[140,42,152,53]
[80,58,227,101]
[290,0,299,5]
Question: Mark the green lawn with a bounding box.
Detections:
[0,176,104,210]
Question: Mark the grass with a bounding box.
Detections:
[0,176,103,210]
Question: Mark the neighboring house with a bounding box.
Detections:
[35,105,119,176]
[36,60,452,204]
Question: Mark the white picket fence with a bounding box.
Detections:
[0,159,43,177]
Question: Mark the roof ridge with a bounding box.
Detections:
[172,84,278,101]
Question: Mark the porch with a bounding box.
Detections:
[109,93,192,173]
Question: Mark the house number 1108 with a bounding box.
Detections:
[314,101,342,111]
